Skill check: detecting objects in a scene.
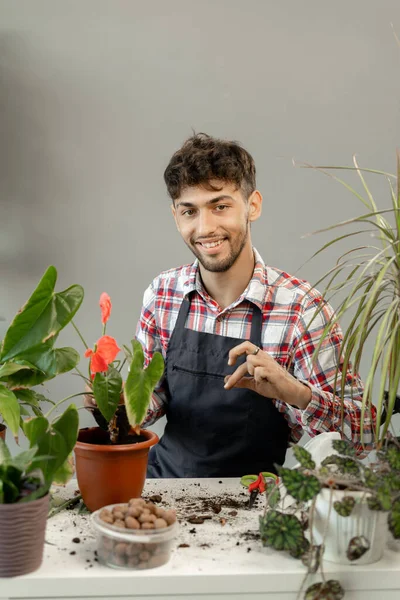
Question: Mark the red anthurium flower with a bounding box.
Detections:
[84,335,121,377]
[99,292,112,325]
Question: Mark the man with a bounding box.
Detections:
[138,133,373,478]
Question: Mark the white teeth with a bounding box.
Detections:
[201,240,224,248]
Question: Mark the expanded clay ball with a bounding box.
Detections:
[97,498,177,570]
[99,499,177,530]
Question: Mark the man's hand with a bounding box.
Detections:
[223,341,312,410]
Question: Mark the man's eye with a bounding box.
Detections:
[182,209,195,217]
[215,205,228,211]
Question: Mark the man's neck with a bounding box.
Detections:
[199,244,255,310]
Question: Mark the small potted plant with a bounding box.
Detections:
[258,154,400,599]
[0,402,79,577]
[0,265,84,441]
[73,293,164,511]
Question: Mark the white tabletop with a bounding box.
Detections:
[1,478,399,600]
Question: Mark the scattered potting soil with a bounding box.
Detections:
[72,537,81,544]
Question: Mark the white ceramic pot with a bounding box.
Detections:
[312,488,387,565]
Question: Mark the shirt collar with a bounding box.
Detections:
[183,247,268,311]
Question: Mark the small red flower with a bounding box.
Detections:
[85,335,121,377]
[99,292,112,325]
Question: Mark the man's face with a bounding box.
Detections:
[172,182,262,273]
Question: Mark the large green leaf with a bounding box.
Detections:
[23,416,49,445]
[0,438,12,464]
[124,340,164,428]
[279,468,321,502]
[0,266,57,360]
[0,385,20,435]
[259,510,308,557]
[5,346,79,389]
[93,367,122,423]
[0,362,36,379]
[54,347,80,374]
[1,266,84,362]
[26,405,79,484]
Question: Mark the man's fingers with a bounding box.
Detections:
[224,362,249,389]
[228,341,260,366]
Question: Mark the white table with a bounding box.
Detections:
[1,478,399,600]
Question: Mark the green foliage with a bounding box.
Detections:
[0,439,47,504]
[0,266,84,436]
[333,496,355,517]
[124,340,164,428]
[293,445,316,470]
[279,467,321,502]
[23,404,79,486]
[388,499,400,539]
[259,510,308,558]
[321,455,360,477]
[93,366,123,423]
[387,446,400,470]
[331,439,356,456]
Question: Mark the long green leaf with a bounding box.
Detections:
[124,341,164,428]
[1,268,84,362]
[93,367,122,422]
[0,385,20,436]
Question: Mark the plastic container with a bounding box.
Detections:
[91,503,178,569]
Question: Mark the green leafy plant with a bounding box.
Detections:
[73,293,164,443]
[0,401,79,503]
[258,151,400,598]
[0,266,84,438]
[299,153,400,447]
[260,440,400,598]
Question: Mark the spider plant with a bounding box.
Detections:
[300,151,400,449]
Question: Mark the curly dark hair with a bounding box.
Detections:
[164,133,256,201]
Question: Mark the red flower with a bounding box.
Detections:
[85,335,121,377]
[99,292,112,325]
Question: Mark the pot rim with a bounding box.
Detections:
[75,427,159,452]
[0,492,49,510]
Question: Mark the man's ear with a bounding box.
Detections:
[248,190,262,223]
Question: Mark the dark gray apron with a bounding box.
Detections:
[147,294,290,478]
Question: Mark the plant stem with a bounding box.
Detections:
[74,366,90,383]
[118,358,127,373]
[45,392,88,419]
[47,494,82,519]
[71,320,89,350]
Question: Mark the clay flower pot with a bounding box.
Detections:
[0,424,6,441]
[0,493,50,577]
[74,427,159,512]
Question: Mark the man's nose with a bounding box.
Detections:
[197,210,217,236]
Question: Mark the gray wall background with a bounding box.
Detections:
[1,0,400,459]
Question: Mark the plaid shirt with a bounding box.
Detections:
[136,248,375,455]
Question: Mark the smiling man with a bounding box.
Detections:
[137,133,374,478]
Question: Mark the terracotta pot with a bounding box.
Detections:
[0,424,6,441]
[0,493,49,577]
[74,427,159,511]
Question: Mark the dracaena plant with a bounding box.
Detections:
[299,153,400,447]
[73,293,164,443]
[259,441,400,600]
[0,266,84,440]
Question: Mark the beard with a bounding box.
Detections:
[187,221,249,273]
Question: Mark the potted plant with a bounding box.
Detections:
[258,154,400,599]
[0,402,79,577]
[73,293,164,511]
[0,265,84,440]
